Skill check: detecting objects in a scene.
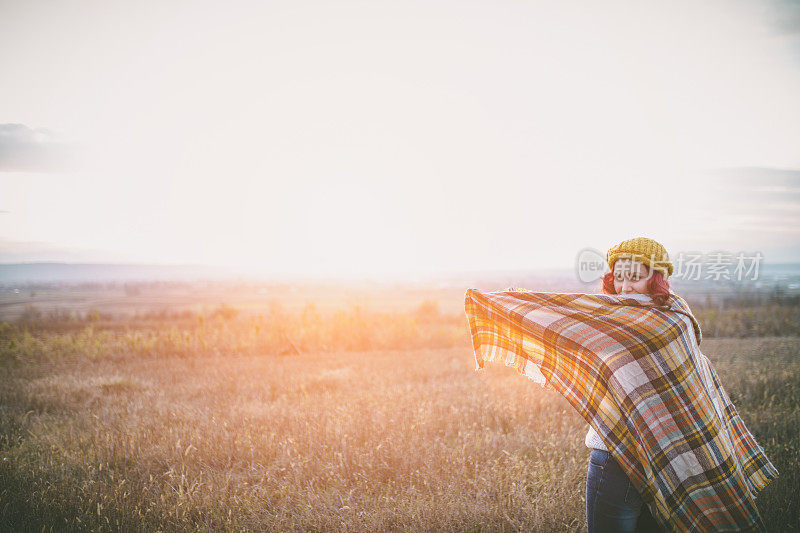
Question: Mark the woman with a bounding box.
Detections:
[464,237,778,532]
[586,238,673,532]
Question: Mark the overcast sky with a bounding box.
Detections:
[1,0,799,276]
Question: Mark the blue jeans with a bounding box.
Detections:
[586,449,662,533]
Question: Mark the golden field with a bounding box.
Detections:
[0,291,798,531]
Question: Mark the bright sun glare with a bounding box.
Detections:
[1,0,799,274]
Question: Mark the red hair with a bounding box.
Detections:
[601,267,671,306]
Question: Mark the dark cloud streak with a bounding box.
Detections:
[767,0,800,36]
[704,166,800,233]
[0,123,81,172]
[706,166,800,188]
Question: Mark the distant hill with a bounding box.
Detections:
[0,263,232,284]
[1,261,799,287]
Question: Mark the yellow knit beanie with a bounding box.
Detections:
[606,237,674,279]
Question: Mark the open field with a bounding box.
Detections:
[1,309,798,531]
[0,282,472,322]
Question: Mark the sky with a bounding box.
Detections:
[1,0,800,277]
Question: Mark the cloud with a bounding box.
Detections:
[0,123,81,172]
[706,166,800,190]
[768,0,800,36]
[701,166,800,235]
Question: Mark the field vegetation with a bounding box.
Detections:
[0,293,798,531]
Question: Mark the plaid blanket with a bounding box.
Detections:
[465,288,778,532]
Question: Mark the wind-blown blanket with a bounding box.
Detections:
[465,288,778,532]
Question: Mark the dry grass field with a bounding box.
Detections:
[1,294,799,531]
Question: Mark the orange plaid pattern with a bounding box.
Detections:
[465,288,778,532]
